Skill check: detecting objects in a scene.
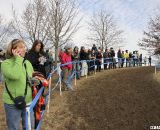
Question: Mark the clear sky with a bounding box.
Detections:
[0,0,160,55]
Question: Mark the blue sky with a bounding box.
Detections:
[0,0,160,55]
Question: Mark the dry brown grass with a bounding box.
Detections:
[40,67,160,130]
[1,67,160,130]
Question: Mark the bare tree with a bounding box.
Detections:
[12,0,81,64]
[47,0,81,65]
[139,13,160,55]
[88,10,124,50]
[0,15,14,48]
[12,0,50,46]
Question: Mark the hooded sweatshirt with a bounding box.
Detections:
[1,56,34,104]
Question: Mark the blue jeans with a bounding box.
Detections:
[72,62,80,79]
[4,103,34,130]
[61,68,73,89]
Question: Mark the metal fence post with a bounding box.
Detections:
[94,59,96,75]
[26,107,31,130]
[47,76,52,116]
[74,62,77,86]
[58,65,62,96]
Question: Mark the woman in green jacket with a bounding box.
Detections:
[1,39,34,130]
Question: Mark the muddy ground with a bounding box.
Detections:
[1,67,160,130]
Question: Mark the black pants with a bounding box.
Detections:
[96,61,101,72]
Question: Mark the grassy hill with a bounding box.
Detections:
[1,67,160,130]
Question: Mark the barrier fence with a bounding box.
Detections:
[153,59,160,74]
[25,57,153,130]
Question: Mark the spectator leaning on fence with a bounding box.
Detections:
[80,46,88,76]
[121,51,125,68]
[1,39,34,130]
[117,49,122,68]
[45,49,54,77]
[87,49,92,75]
[60,45,73,90]
[91,44,98,52]
[26,40,48,78]
[103,48,110,70]
[89,49,96,73]
[72,46,80,79]
[109,48,116,69]
[148,56,152,66]
[125,50,129,67]
[129,52,133,67]
[139,53,142,66]
[132,51,136,67]
[96,48,102,72]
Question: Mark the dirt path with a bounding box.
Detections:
[1,67,160,130]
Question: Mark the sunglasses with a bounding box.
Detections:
[11,39,23,49]
[12,39,21,44]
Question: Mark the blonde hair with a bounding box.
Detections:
[6,39,25,59]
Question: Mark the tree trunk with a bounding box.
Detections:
[54,46,59,67]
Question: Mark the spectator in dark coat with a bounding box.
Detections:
[110,47,116,69]
[148,56,152,66]
[103,49,110,70]
[91,44,98,52]
[96,49,102,72]
[45,49,54,77]
[72,46,80,79]
[117,49,122,68]
[25,40,48,78]
[89,49,96,73]
[80,46,88,76]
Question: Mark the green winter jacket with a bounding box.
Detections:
[1,56,34,104]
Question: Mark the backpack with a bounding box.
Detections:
[31,72,48,128]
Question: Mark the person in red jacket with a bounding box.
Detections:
[60,45,73,90]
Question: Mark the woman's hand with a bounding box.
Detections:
[12,49,21,57]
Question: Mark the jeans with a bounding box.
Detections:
[73,62,80,79]
[81,61,88,76]
[4,103,34,130]
[61,68,73,89]
[118,58,122,68]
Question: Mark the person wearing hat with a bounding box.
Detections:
[61,45,73,90]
